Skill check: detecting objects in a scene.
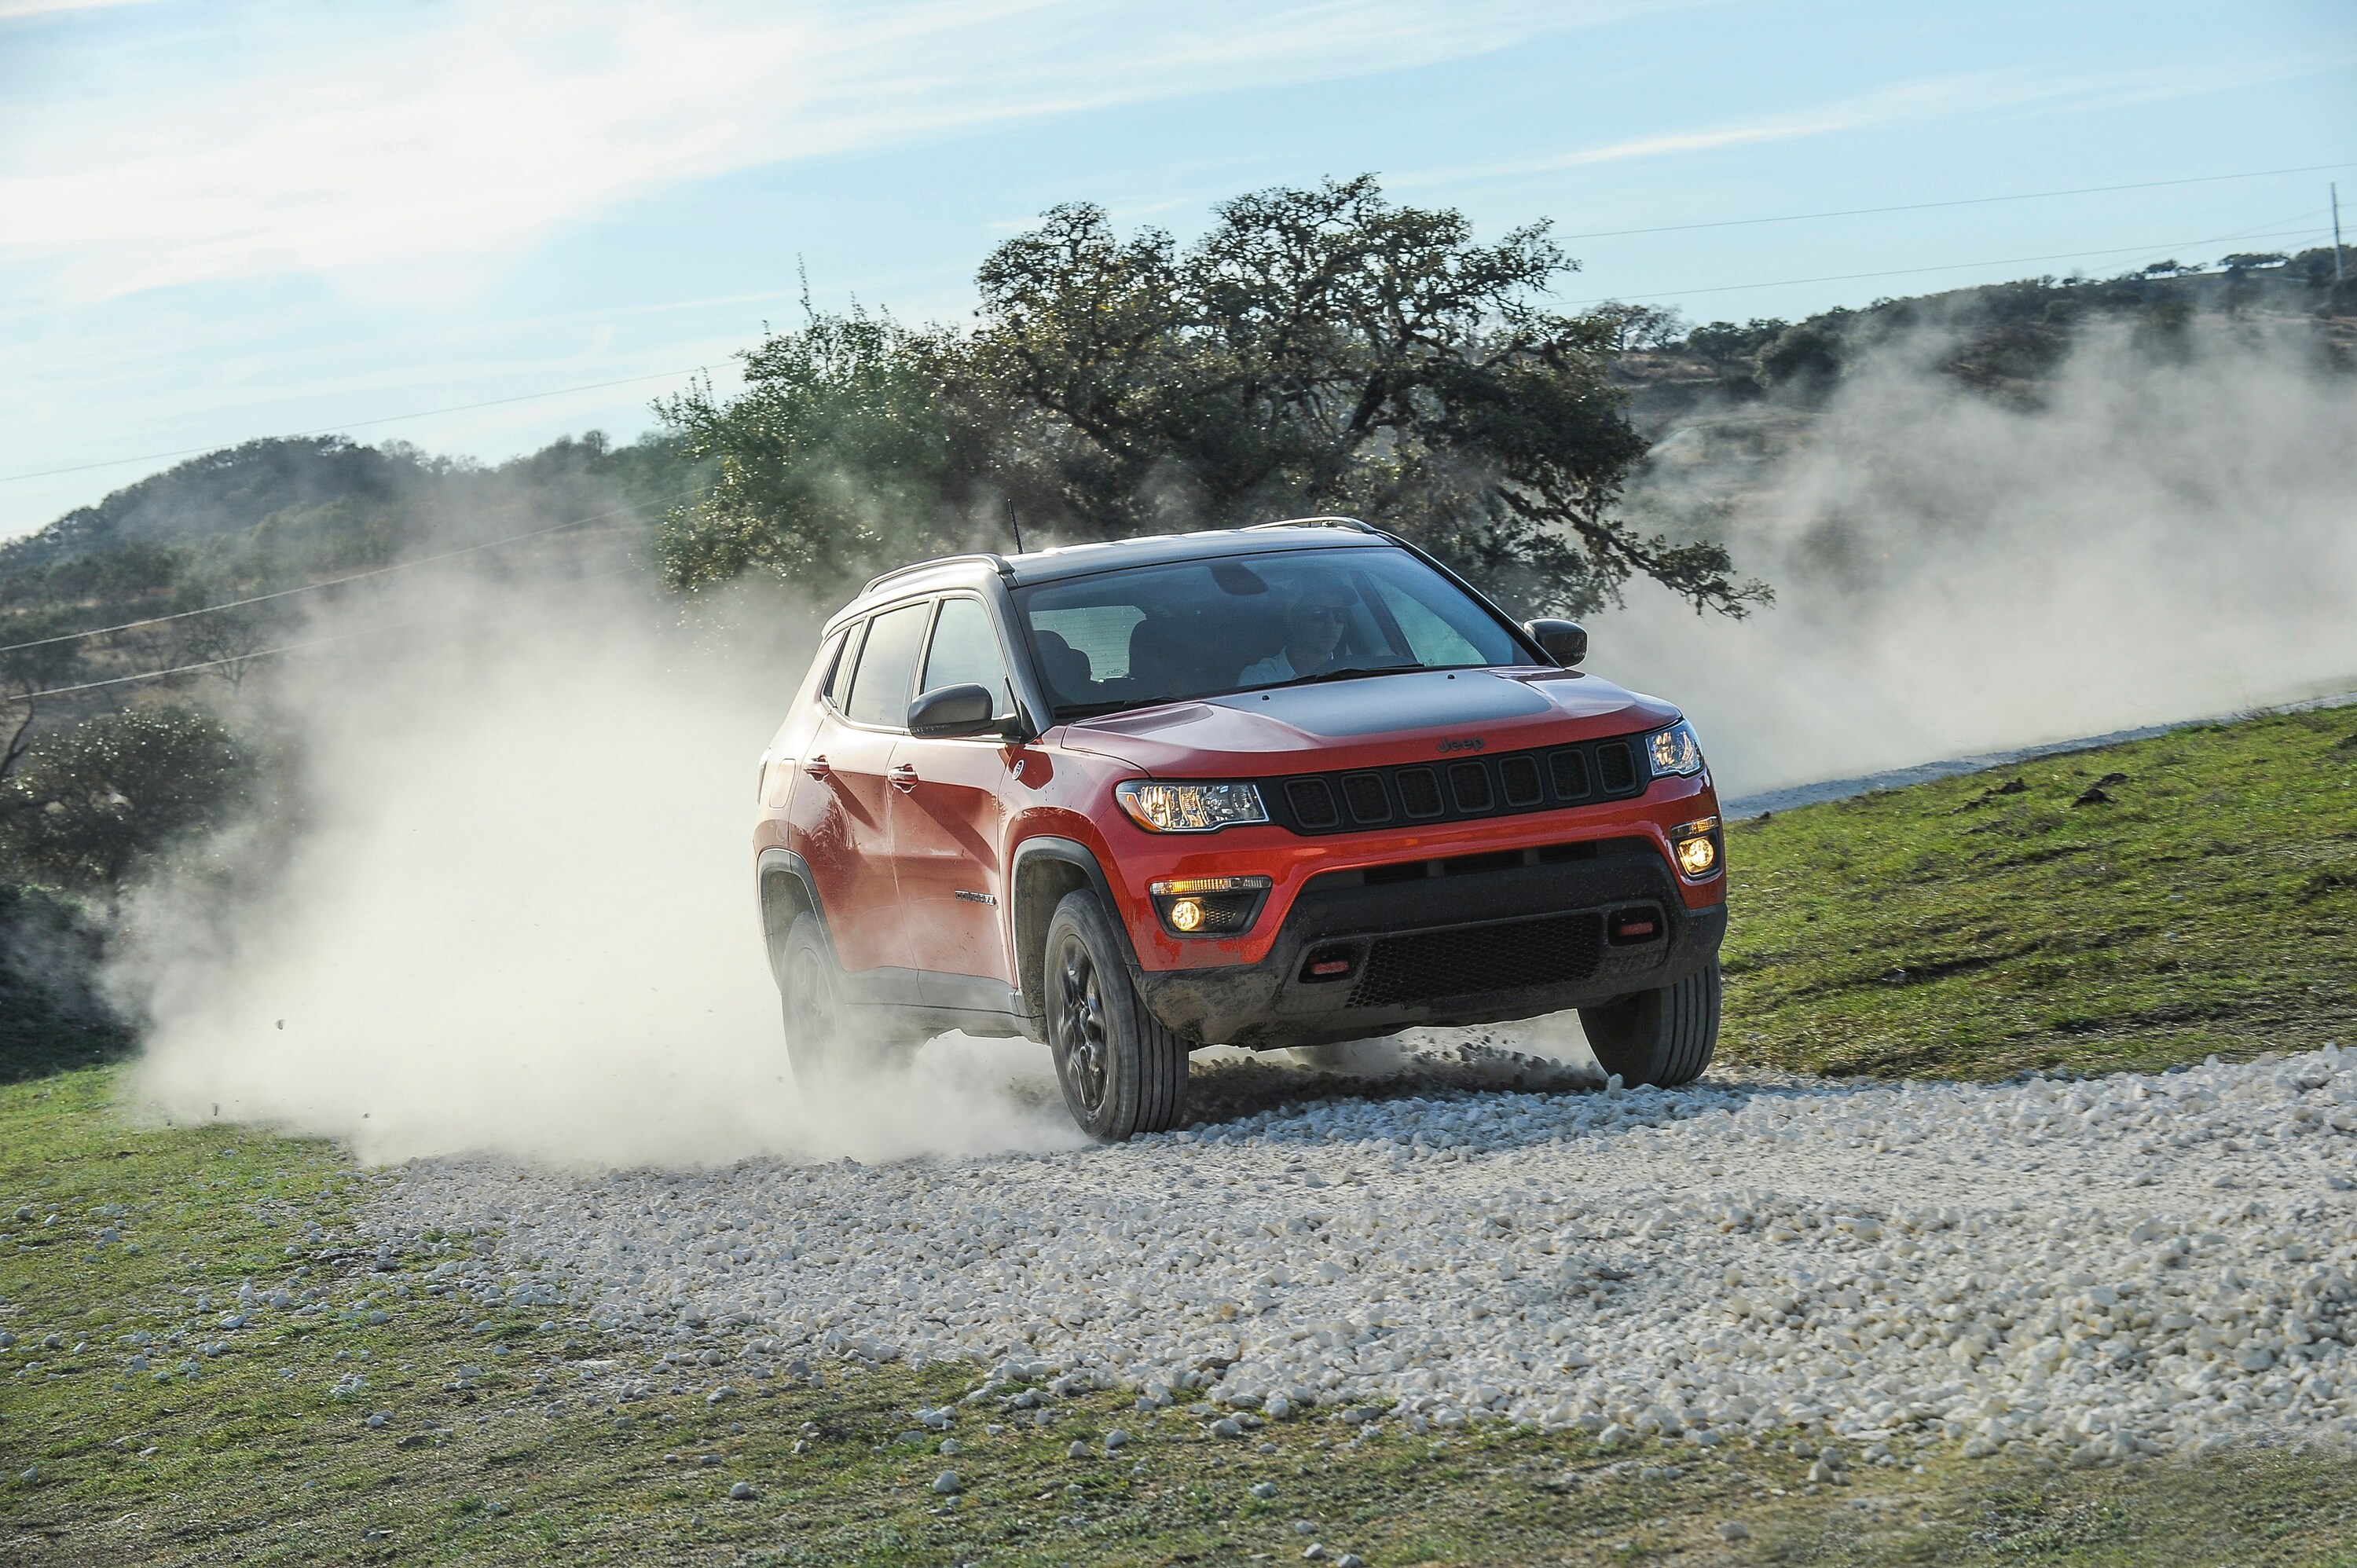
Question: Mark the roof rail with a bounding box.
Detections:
[861,552,1014,597]
[1243,515,1379,534]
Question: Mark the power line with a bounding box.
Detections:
[1553,159,2357,242]
[1565,222,2326,310]
[0,365,716,487]
[0,489,702,657]
[21,566,641,699]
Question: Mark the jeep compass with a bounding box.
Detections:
[753,518,1726,1141]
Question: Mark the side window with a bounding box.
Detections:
[921,598,1010,712]
[843,602,931,728]
[819,626,858,711]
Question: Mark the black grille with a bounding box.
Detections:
[1549,749,1589,799]
[1285,778,1340,830]
[1396,767,1443,819]
[1342,772,1391,823]
[1596,741,1637,793]
[1348,911,1605,1007]
[1266,731,1654,836]
[1498,754,1543,807]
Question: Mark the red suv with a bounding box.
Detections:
[754,520,1726,1141]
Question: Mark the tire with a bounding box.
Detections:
[1042,890,1189,1141]
[779,913,851,1093]
[1578,959,1720,1088]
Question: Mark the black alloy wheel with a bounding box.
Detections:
[1052,935,1112,1121]
[1041,890,1189,1141]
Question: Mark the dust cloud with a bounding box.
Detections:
[116,573,1083,1167]
[1592,315,2357,797]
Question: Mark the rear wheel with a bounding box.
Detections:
[779,914,849,1092]
[1043,891,1189,1141]
[1578,960,1720,1088]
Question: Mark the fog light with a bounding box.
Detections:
[1167,897,1206,932]
[1672,815,1721,877]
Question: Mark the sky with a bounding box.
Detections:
[1,0,2351,540]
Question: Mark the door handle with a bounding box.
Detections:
[803,754,832,781]
[889,763,919,793]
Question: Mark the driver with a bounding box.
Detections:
[1239,581,1353,685]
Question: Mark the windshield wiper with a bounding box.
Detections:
[1257,661,1428,691]
[1054,699,1152,720]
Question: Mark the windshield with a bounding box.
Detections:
[1013,545,1528,719]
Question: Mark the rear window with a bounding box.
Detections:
[1013,546,1523,718]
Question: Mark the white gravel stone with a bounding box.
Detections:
[365,1042,2357,1463]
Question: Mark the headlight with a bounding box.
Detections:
[1116,780,1269,833]
[1646,720,1706,779]
[1672,815,1721,878]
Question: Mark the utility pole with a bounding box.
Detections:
[2335,182,2347,285]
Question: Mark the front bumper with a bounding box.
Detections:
[1131,834,1725,1049]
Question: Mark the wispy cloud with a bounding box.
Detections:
[0,0,1646,305]
[0,0,159,20]
[1396,54,2357,192]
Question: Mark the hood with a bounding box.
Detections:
[1055,668,1677,775]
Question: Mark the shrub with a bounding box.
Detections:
[0,705,255,889]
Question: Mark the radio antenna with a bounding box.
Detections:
[1005,498,1025,555]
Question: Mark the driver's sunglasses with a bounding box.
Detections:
[1290,604,1347,624]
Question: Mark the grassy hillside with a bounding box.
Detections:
[1719,705,2357,1079]
[9,1069,2357,1566]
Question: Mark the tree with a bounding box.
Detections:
[0,610,89,788]
[0,706,253,889]
[974,177,1761,616]
[658,176,1769,618]
[656,310,994,595]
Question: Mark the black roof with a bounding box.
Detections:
[850,520,1399,610]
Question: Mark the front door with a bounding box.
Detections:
[889,595,1018,991]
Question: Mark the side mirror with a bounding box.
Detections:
[907,683,1003,739]
[1525,618,1588,668]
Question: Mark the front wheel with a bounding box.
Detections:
[1042,891,1189,1141]
[1578,959,1720,1088]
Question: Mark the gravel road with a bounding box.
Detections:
[369,1035,2357,1468]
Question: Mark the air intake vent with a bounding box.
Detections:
[1349,912,1605,1007]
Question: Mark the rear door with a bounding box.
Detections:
[793,599,931,980]
[889,594,1020,991]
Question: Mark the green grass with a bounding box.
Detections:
[1719,706,2357,1079]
